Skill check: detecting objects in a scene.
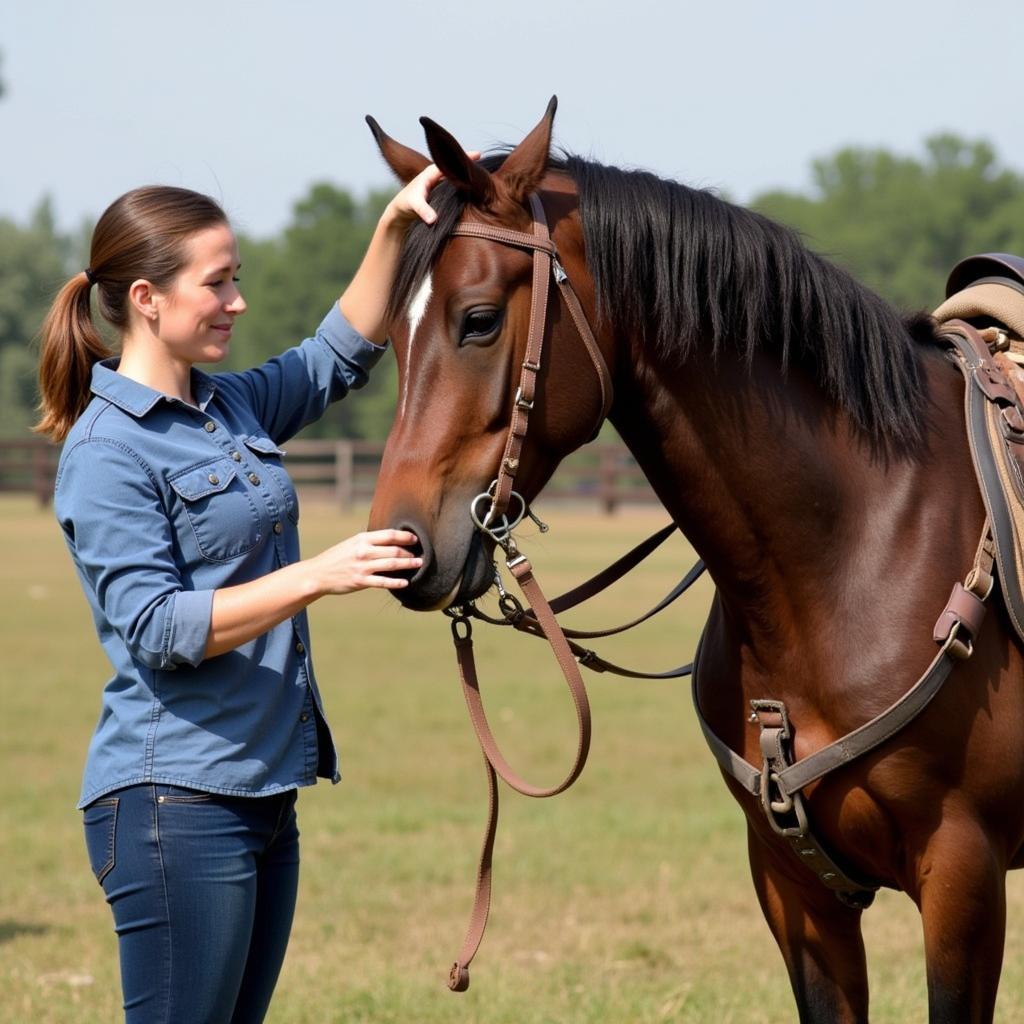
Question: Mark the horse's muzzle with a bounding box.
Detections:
[389,523,493,612]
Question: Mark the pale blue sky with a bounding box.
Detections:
[3,0,1022,237]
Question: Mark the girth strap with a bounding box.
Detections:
[750,700,877,906]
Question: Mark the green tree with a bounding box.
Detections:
[752,134,1024,310]
[0,198,73,434]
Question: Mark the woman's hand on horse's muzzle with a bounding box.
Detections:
[305,529,422,595]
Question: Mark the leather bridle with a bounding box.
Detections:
[453,192,613,535]
[440,193,704,991]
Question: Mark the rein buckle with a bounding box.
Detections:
[514,386,534,411]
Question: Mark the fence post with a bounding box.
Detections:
[334,440,354,511]
[33,441,54,507]
[599,445,618,515]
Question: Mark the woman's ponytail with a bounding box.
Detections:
[34,272,113,442]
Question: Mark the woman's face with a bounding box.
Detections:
[153,223,247,365]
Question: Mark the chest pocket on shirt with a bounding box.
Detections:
[243,434,299,524]
[168,459,261,562]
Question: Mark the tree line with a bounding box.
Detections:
[1,133,1022,440]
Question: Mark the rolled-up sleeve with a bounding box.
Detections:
[215,304,387,444]
[56,439,214,670]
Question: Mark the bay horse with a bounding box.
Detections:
[365,98,1024,1022]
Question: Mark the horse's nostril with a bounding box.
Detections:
[397,522,430,583]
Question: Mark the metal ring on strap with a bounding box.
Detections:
[469,483,526,540]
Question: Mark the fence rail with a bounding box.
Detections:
[1,437,659,513]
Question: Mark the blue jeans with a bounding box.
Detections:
[83,783,300,1023]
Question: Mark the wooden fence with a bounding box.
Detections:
[1,437,658,513]
[0,439,62,507]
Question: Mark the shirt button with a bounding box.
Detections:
[208,473,220,485]
[273,522,283,535]
[295,641,305,655]
[204,421,216,432]
[248,472,260,485]
[300,712,309,723]
[230,451,241,462]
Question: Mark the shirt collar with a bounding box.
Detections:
[91,358,217,417]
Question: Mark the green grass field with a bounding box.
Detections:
[3,496,1024,1022]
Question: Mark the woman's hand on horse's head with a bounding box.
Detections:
[339,149,480,344]
[384,152,482,230]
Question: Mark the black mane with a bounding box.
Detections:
[389,153,936,441]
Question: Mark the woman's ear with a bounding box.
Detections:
[128,279,159,322]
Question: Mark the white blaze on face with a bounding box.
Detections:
[401,273,433,420]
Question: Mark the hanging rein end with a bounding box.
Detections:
[447,608,474,646]
[448,961,471,992]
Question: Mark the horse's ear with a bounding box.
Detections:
[420,116,496,207]
[366,116,431,184]
[494,96,557,202]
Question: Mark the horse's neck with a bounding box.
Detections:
[612,342,983,663]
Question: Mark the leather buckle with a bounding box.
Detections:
[749,699,792,740]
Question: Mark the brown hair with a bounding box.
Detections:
[35,186,228,441]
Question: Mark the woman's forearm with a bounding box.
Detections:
[337,210,409,344]
[206,561,323,659]
[203,529,421,660]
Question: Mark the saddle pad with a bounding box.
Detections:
[934,282,1024,344]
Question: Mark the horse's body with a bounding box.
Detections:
[366,102,1024,1022]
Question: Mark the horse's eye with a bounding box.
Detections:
[460,307,504,346]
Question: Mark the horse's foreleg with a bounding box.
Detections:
[914,822,1005,1024]
[747,824,869,1024]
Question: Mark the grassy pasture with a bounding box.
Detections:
[3,496,1024,1022]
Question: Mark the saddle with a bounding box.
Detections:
[935,252,1024,647]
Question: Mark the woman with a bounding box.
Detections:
[36,169,444,1022]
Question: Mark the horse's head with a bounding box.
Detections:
[367,99,612,610]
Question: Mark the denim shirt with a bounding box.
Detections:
[55,305,385,809]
